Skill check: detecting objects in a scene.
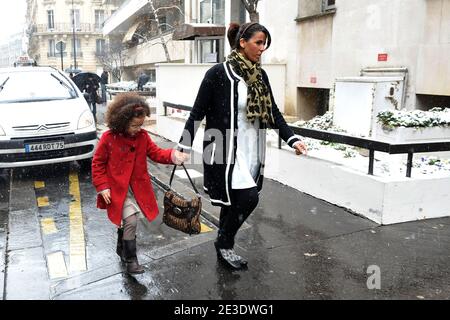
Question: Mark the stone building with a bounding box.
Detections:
[26,0,125,74]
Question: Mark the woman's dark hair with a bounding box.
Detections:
[227,22,271,50]
[106,92,150,134]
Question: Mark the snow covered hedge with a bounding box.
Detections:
[292,111,345,132]
[377,107,450,129]
[106,81,138,91]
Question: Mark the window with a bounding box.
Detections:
[70,9,81,30]
[95,10,105,30]
[148,69,156,82]
[47,10,54,29]
[71,39,82,57]
[297,0,337,20]
[159,16,167,32]
[48,39,55,56]
[212,0,225,24]
[200,0,225,24]
[323,0,336,11]
[96,39,105,55]
[196,37,224,63]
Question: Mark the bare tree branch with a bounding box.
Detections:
[241,0,260,22]
[148,0,171,62]
[96,41,128,81]
[154,5,185,17]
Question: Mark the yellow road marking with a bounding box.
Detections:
[34,181,45,189]
[46,251,68,279]
[69,171,86,272]
[37,196,49,207]
[41,217,58,235]
[200,222,213,233]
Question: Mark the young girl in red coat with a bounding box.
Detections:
[92,93,188,274]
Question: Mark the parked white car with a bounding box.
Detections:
[0,66,97,168]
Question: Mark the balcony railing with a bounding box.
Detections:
[94,50,106,57]
[33,23,101,33]
[47,52,68,57]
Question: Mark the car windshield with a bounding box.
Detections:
[0,70,76,103]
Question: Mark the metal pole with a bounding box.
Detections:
[60,47,63,71]
[406,152,413,178]
[368,149,375,175]
[72,0,77,69]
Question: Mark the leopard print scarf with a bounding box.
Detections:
[227,50,274,125]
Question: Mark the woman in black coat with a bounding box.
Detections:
[178,22,307,270]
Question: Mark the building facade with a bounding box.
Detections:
[295,0,450,119]
[105,0,450,119]
[104,0,297,117]
[0,32,27,68]
[26,0,124,74]
[103,0,186,82]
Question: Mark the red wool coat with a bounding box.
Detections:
[92,129,175,226]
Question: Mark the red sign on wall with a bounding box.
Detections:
[378,53,388,62]
[310,77,317,84]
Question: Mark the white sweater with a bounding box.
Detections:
[231,79,263,189]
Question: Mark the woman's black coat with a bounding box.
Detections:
[178,62,301,206]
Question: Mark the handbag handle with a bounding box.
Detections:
[169,163,200,196]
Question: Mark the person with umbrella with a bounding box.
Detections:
[73,72,101,123]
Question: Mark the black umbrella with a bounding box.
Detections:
[72,72,101,91]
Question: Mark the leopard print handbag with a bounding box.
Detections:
[163,164,202,235]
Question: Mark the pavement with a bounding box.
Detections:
[89,122,450,300]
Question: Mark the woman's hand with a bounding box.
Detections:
[172,150,190,165]
[293,141,308,156]
[100,189,111,204]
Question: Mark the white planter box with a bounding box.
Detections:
[373,124,450,143]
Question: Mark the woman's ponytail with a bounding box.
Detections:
[227,23,241,49]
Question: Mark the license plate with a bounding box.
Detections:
[25,141,64,153]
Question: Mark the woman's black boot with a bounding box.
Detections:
[214,241,247,270]
[123,239,145,274]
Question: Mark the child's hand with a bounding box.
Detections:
[100,189,111,204]
[172,150,190,165]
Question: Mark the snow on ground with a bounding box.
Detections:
[274,111,450,179]
[167,110,190,120]
[377,107,450,128]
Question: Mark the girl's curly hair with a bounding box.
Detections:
[105,92,150,134]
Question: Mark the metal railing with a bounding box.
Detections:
[279,126,450,178]
[33,23,100,33]
[161,101,450,178]
[47,52,67,57]
[163,101,193,116]
[70,52,83,57]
